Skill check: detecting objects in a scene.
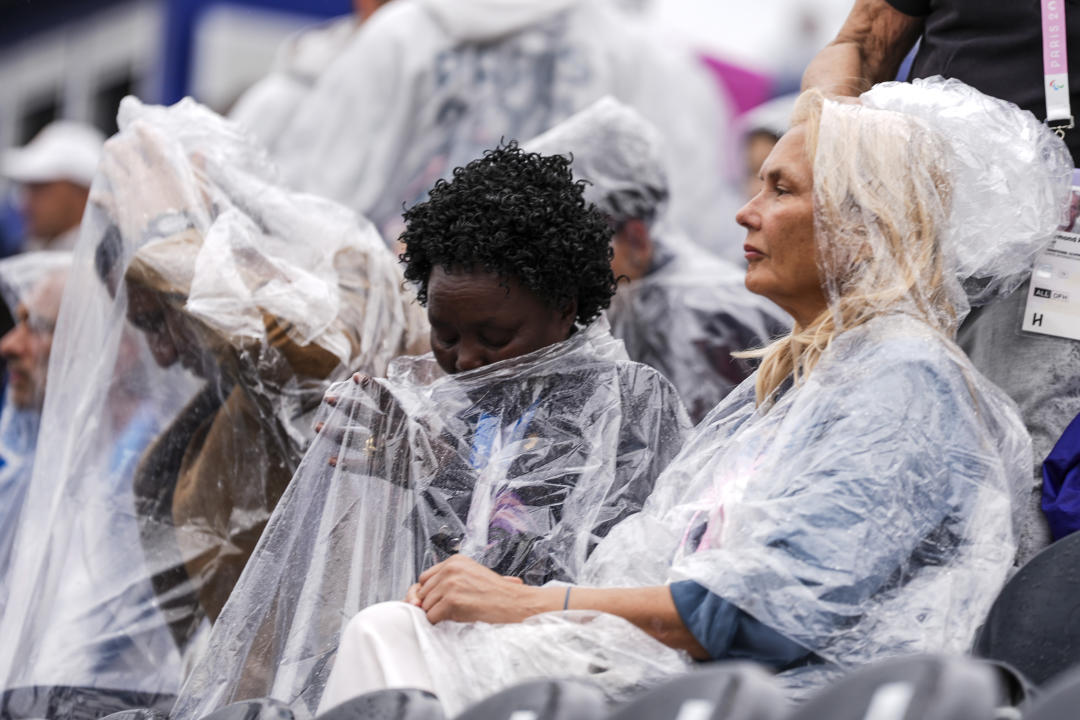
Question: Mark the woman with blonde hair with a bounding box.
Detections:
[280,79,1068,716]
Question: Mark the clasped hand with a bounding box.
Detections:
[405,555,544,625]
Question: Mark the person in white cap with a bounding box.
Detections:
[1,121,104,252]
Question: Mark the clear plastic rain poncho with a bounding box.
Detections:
[0,251,71,616]
[287,77,1071,714]
[0,97,426,716]
[171,316,690,720]
[527,97,790,422]
[271,0,737,258]
[228,16,358,156]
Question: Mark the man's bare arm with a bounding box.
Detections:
[802,0,925,96]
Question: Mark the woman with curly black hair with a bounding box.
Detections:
[398,141,618,374]
[168,142,690,720]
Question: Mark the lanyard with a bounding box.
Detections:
[1042,0,1073,137]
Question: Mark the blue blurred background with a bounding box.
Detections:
[1,0,349,146]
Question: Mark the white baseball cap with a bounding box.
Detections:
[1,120,105,188]
[738,92,800,141]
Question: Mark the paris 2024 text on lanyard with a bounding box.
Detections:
[1023,0,1080,342]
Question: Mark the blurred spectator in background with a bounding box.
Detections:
[736,94,798,199]
[229,0,394,154]
[268,0,736,259]
[528,98,789,422]
[0,252,70,616]
[0,122,103,252]
[803,0,1080,566]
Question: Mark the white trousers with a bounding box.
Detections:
[317,602,437,714]
[317,600,691,716]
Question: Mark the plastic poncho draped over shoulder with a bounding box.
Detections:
[171,318,690,720]
[271,0,737,259]
[527,98,790,422]
[0,251,71,617]
[0,97,426,718]
[290,78,1070,714]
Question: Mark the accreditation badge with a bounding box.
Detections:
[1023,169,1080,341]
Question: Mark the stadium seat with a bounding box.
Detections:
[316,688,445,720]
[1022,664,1080,720]
[606,663,786,720]
[99,710,168,720]
[452,679,606,720]
[785,655,1017,720]
[0,685,174,720]
[200,697,295,720]
[973,530,1080,686]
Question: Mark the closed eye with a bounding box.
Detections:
[480,334,511,349]
[478,325,515,348]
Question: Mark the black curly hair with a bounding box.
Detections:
[399,141,616,326]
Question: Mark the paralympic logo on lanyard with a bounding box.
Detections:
[1043,0,1073,133]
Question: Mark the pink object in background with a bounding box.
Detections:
[701,54,774,116]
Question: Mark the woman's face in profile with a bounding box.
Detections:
[736,125,826,327]
[426,266,576,375]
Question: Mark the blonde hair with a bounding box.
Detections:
[743,89,955,407]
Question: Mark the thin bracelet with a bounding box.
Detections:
[563,586,572,611]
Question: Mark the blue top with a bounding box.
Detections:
[1042,412,1080,542]
[670,580,815,669]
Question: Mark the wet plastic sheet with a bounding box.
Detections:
[272,0,736,256]
[586,315,1031,689]
[171,318,690,719]
[310,316,1035,716]
[0,97,425,714]
[383,314,1031,712]
[0,251,71,617]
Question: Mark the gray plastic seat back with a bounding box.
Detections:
[973,531,1080,687]
[201,698,295,720]
[606,663,786,720]
[316,689,445,720]
[1023,665,1080,720]
[452,679,606,720]
[98,711,169,720]
[786,655,1012,720]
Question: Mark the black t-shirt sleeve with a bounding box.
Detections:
[883,0,932,17]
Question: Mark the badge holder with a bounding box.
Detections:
[1021,1,1079,341]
